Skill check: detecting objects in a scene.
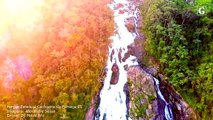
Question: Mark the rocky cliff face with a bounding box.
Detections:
[127,66,197,120]
[85,65,197,120]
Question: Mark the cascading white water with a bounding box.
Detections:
[153,78,174,120]
[95,0,174,120]
[95,0,139,119]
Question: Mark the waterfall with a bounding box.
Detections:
[95,0,174,120]
[95,0,138,119]
[153,78,174,120]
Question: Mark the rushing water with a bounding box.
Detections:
[153,78,174,120]
[95,0,174,120]
[95,0,138,119]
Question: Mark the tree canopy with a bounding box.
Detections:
[140,0,212,119]
[0,0,113,119]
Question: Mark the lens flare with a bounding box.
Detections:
[0,0,44,35]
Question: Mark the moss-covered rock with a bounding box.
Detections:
[128,66,157,119]
[127,65,197,120]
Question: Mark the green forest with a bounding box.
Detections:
[0,0,113,119]
[0,0,212,119]
[140,0,212,119]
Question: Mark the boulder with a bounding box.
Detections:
[127,65,157,119]
[125,17,136,33]
[85,90,101,120]
[110,63,120,85]
[127,65,197,120]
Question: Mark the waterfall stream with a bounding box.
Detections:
[95,0,174,120]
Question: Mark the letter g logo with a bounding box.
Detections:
[198,7,205,15]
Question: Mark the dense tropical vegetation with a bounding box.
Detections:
[0,0,212,119]
[140,0,212,119]
[0,0,113,119]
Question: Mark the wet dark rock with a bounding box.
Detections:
[114,3,124,10]
[127,66,157,119]
[103,113,107,120]
[127,45,135,55]
[143,67,159,77]
[130,40,143,59]
[127,66,197,120]
[110,63,120,85]
[156,96,166,119]
[158,73,164,81]
[155,114,165,120]
[110,49,115,62]
[89,66,197,120]
[122,52,130,62]
[125,17,136,33]
[123,83,130,112]
[122,43,143,64]
[152,100,158,114]
[122,45,135,62]
[119,10,125,14]
[118,49,122,63]
[158,80,198,120]
[124,64,128,70]
[85,90,101,120]
[103,68,108,76]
